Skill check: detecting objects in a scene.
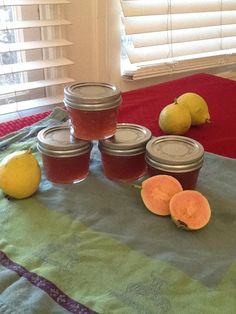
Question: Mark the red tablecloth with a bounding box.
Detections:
[0,73,236,159]
[0,111,50,137]
[118,73,236,159]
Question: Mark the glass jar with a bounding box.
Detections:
[37,126,92,184]
[145,135,204,189]
[99,123,152,181]
[64,82,122,140]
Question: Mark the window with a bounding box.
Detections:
[0,0,74,117]
[120,0,236,80]
[0,5,23,88]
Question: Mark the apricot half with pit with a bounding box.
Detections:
[170,190,211,230]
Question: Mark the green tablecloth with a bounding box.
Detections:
[0,109,236,313]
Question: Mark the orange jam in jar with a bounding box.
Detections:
[37,126,92,184]
[64,82,122,140]
[99,123,152,181]
[145,135,204,190]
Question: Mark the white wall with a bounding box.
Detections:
[66,0,236,92]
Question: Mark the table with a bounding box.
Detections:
[0,73,236,314]
[118,73,236,159]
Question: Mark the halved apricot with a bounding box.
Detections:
[170,190,211,230]
[141,175,183,216]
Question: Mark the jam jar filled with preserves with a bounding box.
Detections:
[145,135,204,189]
[64,82,122,140]
[37,126,92,184]
[99,123,152,181]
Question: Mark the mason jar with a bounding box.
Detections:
[99,123,152,181]
[145,135,204,189]
[37,126,92,184]
[64,82,122,140]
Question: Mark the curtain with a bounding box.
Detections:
[0,0,73,117]
[120,0,236,80]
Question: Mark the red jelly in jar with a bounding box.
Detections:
[99,123,152,181]
[145,135,204,190]
[64,82,122,140]
[37,126,92,184]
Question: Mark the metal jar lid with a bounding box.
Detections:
[145,135,204,172]
[64,82,122,111]
[37,125,92,157]
[99,123,152,156]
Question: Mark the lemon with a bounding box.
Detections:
[177,92,210,126]
[0,150,41,199]
[158,102,191,135]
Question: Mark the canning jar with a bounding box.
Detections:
[145,135,204,189]
[37,126,92,184]
[99,123,152,181]
[64,82,122,140]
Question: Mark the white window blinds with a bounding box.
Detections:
[120,0,236,80]
[0,0,74,116]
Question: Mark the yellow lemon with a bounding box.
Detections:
[177,92,210,126]
[158,102,192,135]
[0,150,41,199]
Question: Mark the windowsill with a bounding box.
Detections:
[0,103,64,123]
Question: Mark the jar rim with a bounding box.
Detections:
[145,154,204,172]
[99,143,146,156]
[64,97,121,111]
